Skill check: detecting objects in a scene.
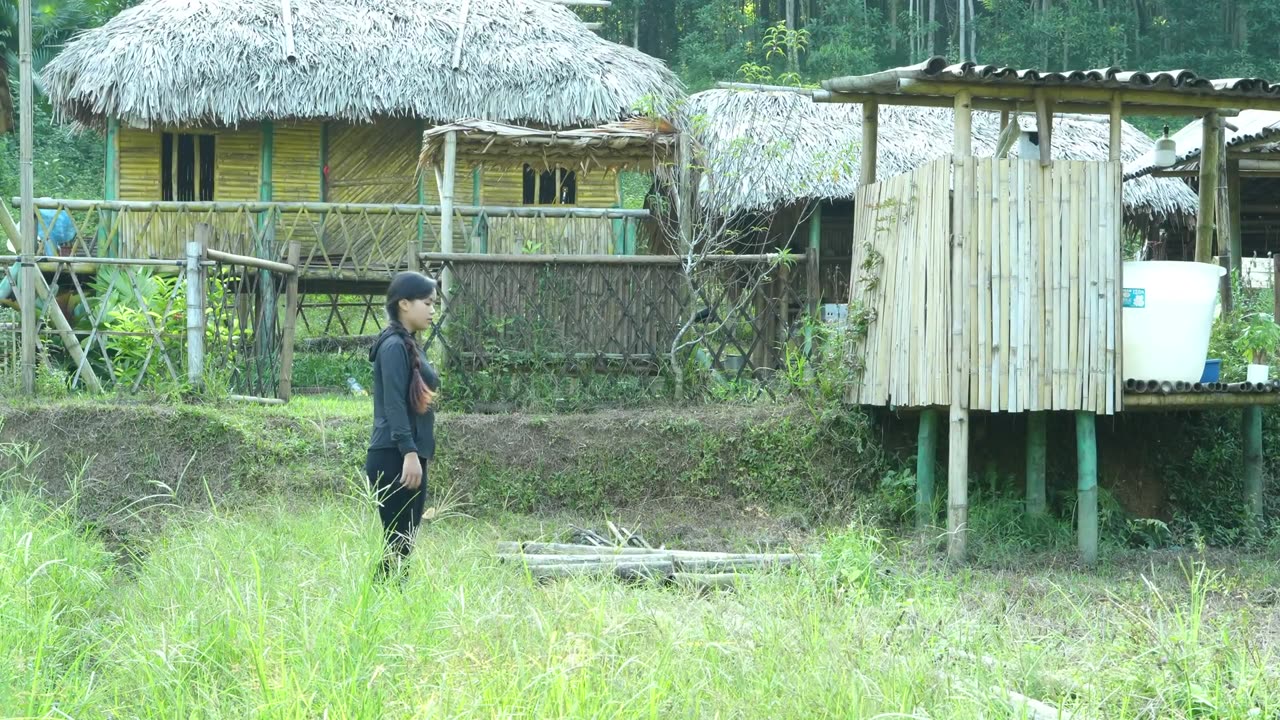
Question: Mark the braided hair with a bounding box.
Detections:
[380,272,438,414]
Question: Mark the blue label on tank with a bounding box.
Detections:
[1122,288,1146,308]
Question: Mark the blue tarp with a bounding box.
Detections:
[37,209,76,254]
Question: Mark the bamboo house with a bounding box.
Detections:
[684,88,1199,306]
[40,0,682,270]
[798,58,1280,565]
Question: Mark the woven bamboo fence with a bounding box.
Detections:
[423,253,809,380]
[849,157,1121,414]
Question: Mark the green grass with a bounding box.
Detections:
[4,481,1279,718]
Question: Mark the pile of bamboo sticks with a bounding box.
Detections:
[1124,379,1280,394]
[498,540,818,589]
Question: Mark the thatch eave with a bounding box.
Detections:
[43,0,683,132]
[688,89,1199,227]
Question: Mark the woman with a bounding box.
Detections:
[366,271,440,582]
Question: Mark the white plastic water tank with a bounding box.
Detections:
[1122,261,1226,382]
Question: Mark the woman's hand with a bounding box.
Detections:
[401,452,423,490]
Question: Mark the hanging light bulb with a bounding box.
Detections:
[1154,124,1177,168]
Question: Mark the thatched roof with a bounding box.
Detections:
[419,117,677,173]
[42,0,682,130]
[687,89,1199,226]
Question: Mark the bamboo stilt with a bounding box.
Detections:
[1196,113,1221,264]
[1243,406,1265,527]
[1076,411,1098,566]
[949,91,973,562]
[916,409,938,529]
[1026,412,1047,515]
[18,0,36,395]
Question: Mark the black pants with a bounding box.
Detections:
[366,448,428,580]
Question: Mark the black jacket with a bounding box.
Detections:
[368,332,440,459]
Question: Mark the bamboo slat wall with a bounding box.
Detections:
[111,119,635,263]
[849,157,1121,414]
[484,218,616,254]
[849,157,953,408]
[119,125,261,258]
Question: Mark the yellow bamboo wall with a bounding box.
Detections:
[119,125,263,257]
[478,166,620,254]
[848,157,1122,414]
[112,120,622,264]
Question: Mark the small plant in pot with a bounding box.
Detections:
[1233,311,1280,384]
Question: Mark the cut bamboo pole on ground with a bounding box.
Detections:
[672,573,744,592]
[500,544,819,582]
[528,560,674,581]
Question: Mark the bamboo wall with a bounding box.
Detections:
[113,120,623,264]
[849,157,1121,415]
[472,166,621,255]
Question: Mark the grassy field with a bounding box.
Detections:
[4,477,1279,719]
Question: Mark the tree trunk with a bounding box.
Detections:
[632,0,640,48]
[890,0,899,53]
[786,0,798,74]
[968,0,977,61]
[958,0,967,61]
[0,55,12,135]
[928,0,936,55]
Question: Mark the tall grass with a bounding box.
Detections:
[3,472,1277,718]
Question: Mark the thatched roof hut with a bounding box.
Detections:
[43,0,682,130]
[686,89,1198,229]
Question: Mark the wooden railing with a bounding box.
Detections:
[13,198,653,280]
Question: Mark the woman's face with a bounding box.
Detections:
[397,291,437,333]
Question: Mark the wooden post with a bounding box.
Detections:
[1034,89,1053,167]
[807,203,822,317]
[1228,159,1242,274]
[1274,255,1280,322]
[949,90,973,562]
[187,224,210,389]
[416,118,427,258]
[279,240,301,401]
[1108,94,1122,163]
[916,409,938,529]
[1243,406,1264,527]
[1076,411,1098,567]
[18,0,36,396]
[861,101,879,187]
[1026,412,1047,515]
[438,130,458,272]
[1196,112,1221,264]
[256,121,278,367]
[1219,255,1233,315]
[101,117,119,255]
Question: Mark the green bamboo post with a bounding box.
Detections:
[1026,412,1047,515]
[916,409,938,529]
[1243,406,1264,527]
[416,118,426,258]
[804,204,822,379]
[474,167,485,253]
[1076,412,1098,566]
[807,203,822,317]
[102,117,119,255]
[256,121,278,379]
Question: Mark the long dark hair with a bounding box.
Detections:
[380,272,438,414]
